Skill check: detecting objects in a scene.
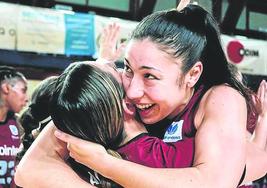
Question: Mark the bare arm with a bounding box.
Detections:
[15,122,95,188]
[96,23,125,64]
[55,85,248,188]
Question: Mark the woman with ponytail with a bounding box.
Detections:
[53,4,265,188]
[15,3,267,188]
[16,62,196,188]
[17,76,57,160]
[0,66,28,188]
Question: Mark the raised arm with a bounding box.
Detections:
[243,80,267,183]
[251,80,267,149]
[15,122,95,188]
[96,23,125,64]
[55,86,248,188]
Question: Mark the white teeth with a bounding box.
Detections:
[136,104,153,110]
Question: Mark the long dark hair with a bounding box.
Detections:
[18,76,57,159]
[131,4,255,129]
[50,62,125,187]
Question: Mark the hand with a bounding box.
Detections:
[54,130,108,170]
[98,23,126,63]
[177,0,191,11]
[251,80,267,150]
[256,80,267,118]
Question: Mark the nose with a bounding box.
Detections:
[24,94,29,105]
[125,76,144,101]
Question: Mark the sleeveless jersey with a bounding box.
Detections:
[117,85,206,169]
[117,133,194,168]
[162,85,206,141]
[0,112,20,188]
[70,86,206,187]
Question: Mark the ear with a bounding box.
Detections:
[1,83,10,94]
[185,61,203,88]
[122,99,136,117]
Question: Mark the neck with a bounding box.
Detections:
[0,107,8,122]
[168,87,195,120]
[120,117,147,146]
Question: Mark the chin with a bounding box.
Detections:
[141,117,159,125]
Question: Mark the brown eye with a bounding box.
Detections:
[123,65,133,76]
[144,73,158,80]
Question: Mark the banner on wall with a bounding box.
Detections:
[17,5,65,54]
[0,2,18,50]
[1,2,267,75]
[221,34,267,76]
[65,13,95,56]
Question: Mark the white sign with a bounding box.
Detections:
[0,2,18,50]
[222,34,267,76]
[17,5,65,54]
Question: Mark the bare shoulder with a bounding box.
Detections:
[204,85,246,106]
[195,84,247,129]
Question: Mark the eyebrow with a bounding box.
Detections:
[124,58,162,72]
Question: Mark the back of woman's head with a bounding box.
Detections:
[20,76,57,132]
[50,62,124,150]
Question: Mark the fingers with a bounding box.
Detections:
[177,0,191,11]
[114,42,126,59]
[109,23,120,44]
[98,23,123,62]
[258,80,266,102]
[256,80,267,116]
[54,130,80,145]
[101,23,120,45]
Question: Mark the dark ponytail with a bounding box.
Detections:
[131,4,256,130]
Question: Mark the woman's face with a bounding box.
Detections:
[6,80,28,113]
[122,39,190,125]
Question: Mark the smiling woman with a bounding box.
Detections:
[13,3,267,188]
[0,65,28,188]
[52,5,265,188]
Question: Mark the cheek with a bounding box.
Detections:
[12,91,25,102]
[151,86,182,107]
[147,82,179,101]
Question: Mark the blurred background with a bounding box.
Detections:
[0,0,267,94]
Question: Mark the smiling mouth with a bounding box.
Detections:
[136,103,155,111]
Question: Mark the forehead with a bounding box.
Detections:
[5,77,27,86]
[125,39,182,69]
[12,79,27,88]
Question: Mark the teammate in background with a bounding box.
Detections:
[0,66,28,188]
[16,76,57,160]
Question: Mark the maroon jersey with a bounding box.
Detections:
[71,86,206,187]
[117,133,194,168]
[0,112,20,188]
[163,85,206,141]
[239,184,253,188]
[118,85,206,169]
